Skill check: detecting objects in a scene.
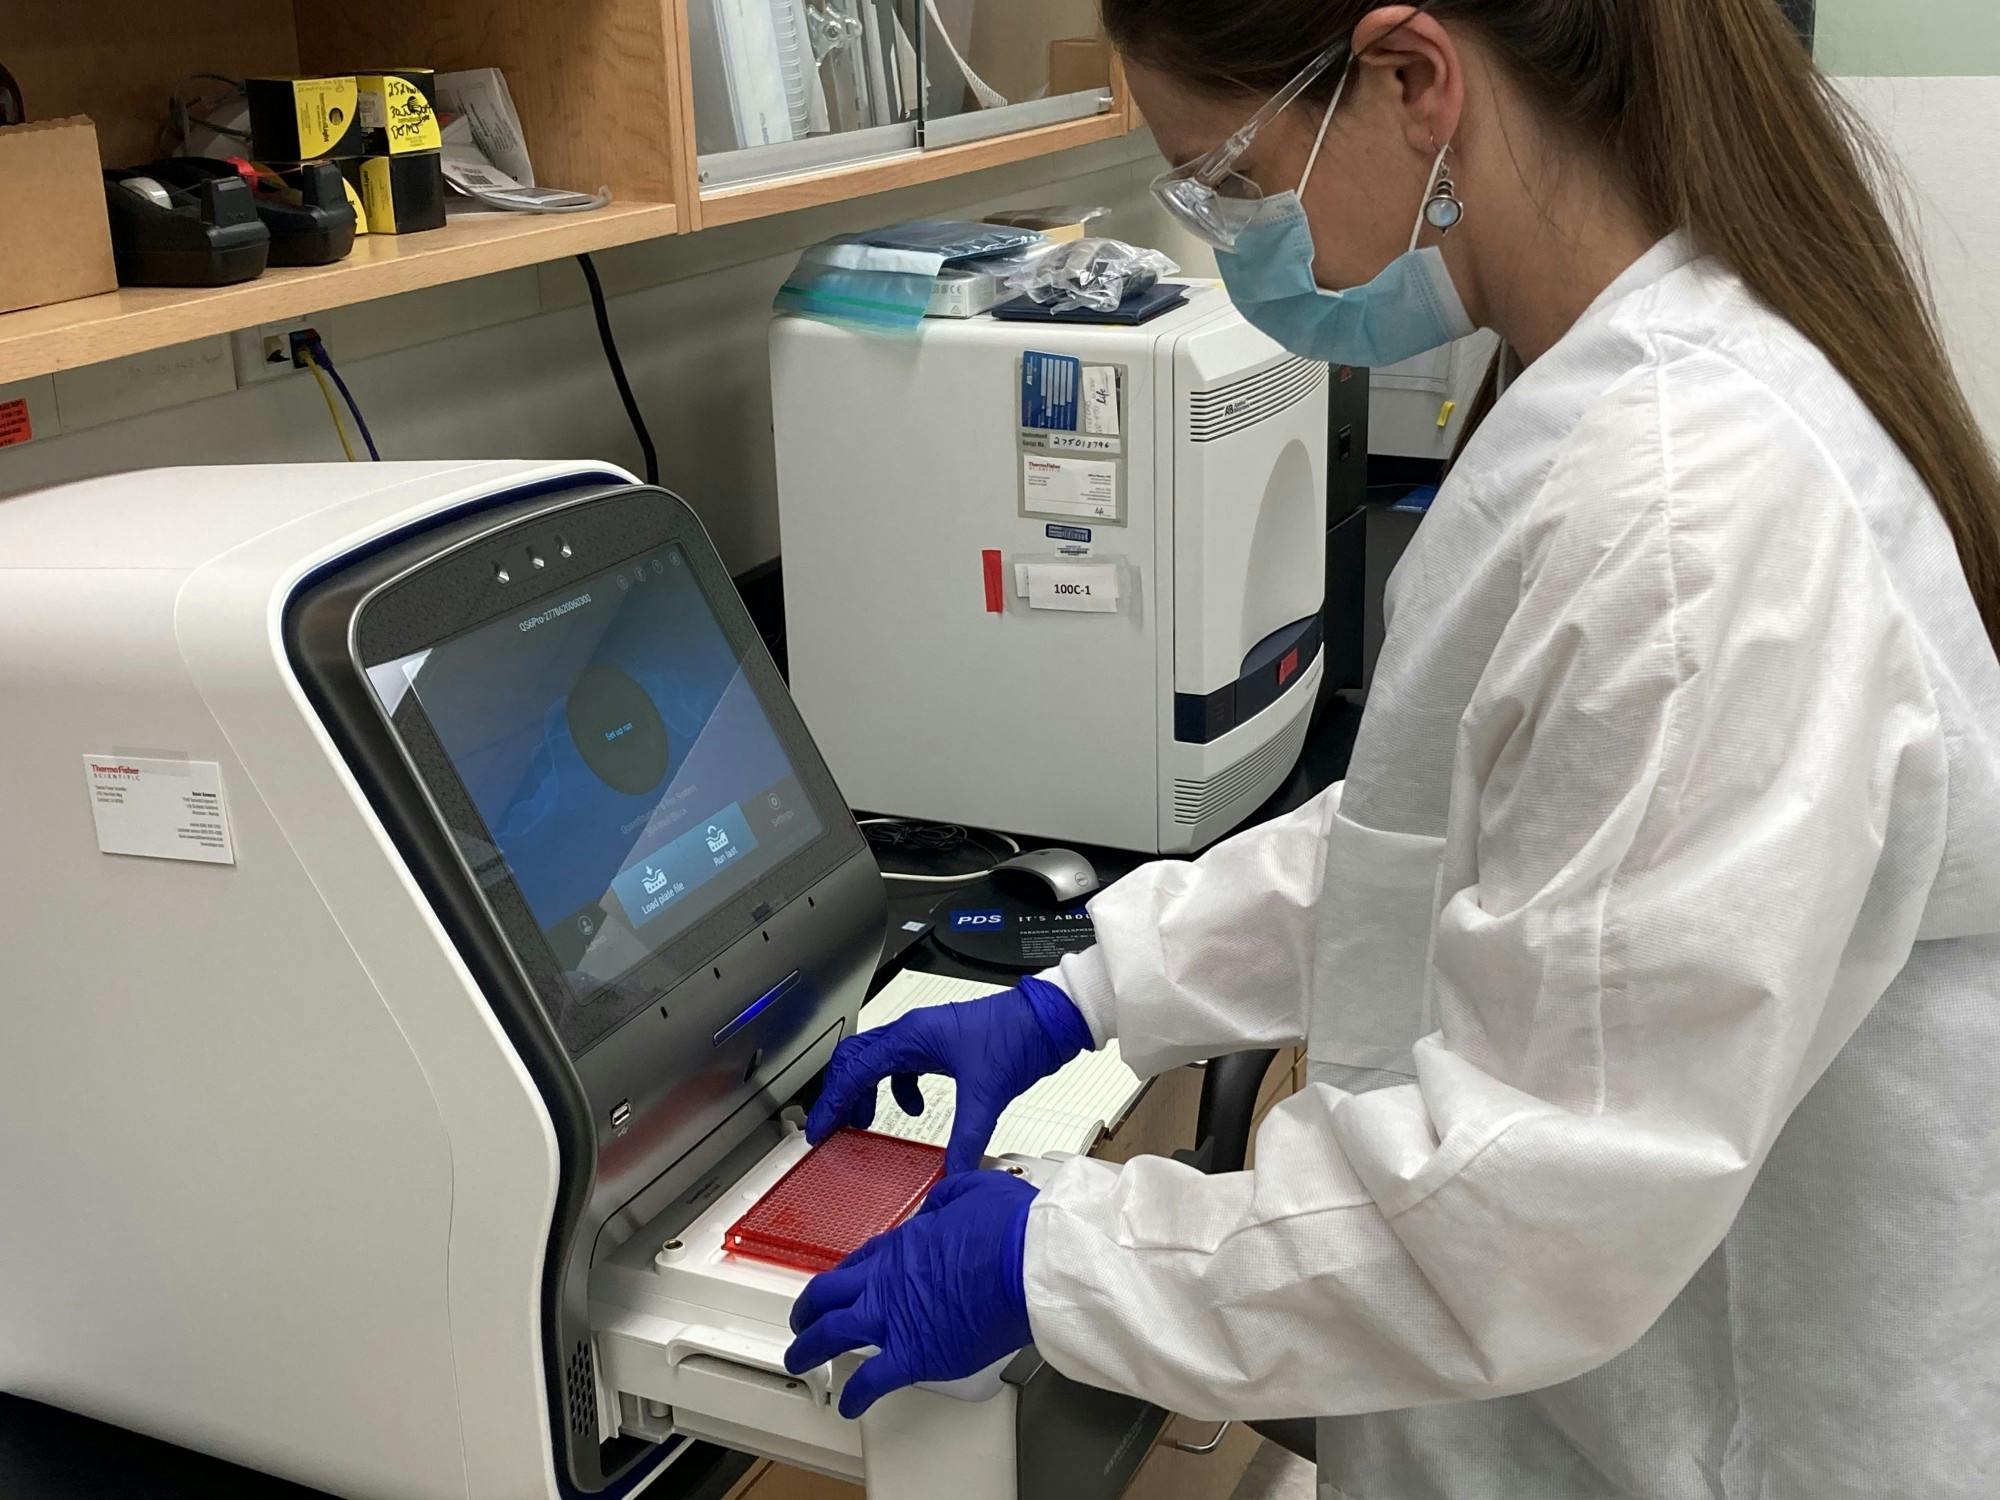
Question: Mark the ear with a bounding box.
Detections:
[1351,6,1465,157]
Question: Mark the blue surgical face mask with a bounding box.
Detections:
[1214,71,1475,367]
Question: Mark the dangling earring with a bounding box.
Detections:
[1424,142,1466,234]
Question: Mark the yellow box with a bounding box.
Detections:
[342,152,445,234]
[356,70,441,155]
[247,76,363,161]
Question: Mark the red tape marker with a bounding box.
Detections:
[982,549,1004,614]
[0,398,31,449]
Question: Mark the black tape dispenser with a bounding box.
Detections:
[102,163,270,287]
[140,157,357,269]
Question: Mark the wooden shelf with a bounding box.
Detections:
[696,111,1129,229]
[5,0,1139,384]
[0,201,679,384]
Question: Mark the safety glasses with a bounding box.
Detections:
[1150,38,1353,251]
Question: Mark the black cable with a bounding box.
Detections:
[858,819,1021,885]
[305,338,380,461]
[576,252,659,486]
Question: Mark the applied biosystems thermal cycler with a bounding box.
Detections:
[0,464,1156,1500]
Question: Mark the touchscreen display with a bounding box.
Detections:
[367,543,823,996]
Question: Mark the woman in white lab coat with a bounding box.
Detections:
[786,2,2000,1494]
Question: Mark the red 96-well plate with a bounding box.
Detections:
[725,1129,946,1273]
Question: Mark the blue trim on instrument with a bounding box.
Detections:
[1174,615,1323,745]
[714,970,802,1046]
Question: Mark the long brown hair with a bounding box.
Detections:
[1104,0,2000,651]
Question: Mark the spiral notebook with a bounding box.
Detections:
[855,970,1145,1159]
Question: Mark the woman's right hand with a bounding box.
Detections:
[805,976,1094,1174]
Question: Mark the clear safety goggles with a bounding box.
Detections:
[1150,38,1353,251]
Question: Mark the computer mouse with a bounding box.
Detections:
[990,847,1100,908]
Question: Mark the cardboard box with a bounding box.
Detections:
[248,76,363,162]
[356,70,442,156]
[726,1461,859,1500]
[0,117,117,316]
[1126,1414,1263,1500]
[985,205,1099,243]
[1049,36,1113,96]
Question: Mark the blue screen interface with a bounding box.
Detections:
[369,543,823,990]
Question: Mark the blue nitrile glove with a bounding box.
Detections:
[806,976,1093,1174]
[785,1169,1038,1417]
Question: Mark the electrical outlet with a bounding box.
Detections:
[230,316,317,386]
[284,327,324,369]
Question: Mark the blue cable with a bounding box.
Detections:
[305,338,380,461]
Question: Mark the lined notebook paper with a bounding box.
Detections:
[856,970,1146,1158]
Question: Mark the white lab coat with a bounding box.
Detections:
[1030,234,2000,1499]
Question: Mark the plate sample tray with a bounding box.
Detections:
[724,1129,946,1273]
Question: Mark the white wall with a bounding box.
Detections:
[1818,0,2000,76]
[0,130,1203,572]
[1839,75,2000,447]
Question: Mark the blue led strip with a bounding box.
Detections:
[714,970,802,1047]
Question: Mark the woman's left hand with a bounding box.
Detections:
[785,1170,1039,1417]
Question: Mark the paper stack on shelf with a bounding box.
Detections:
[691,0,831,151]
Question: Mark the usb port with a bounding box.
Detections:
[609,1100,633,1130]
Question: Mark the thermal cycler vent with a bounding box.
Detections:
[1172,709,1314,826]
[1188,355,1329,444]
